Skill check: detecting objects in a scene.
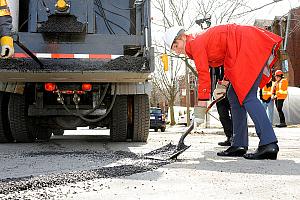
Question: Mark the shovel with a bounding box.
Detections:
[144,94,226,160]
[144,122,194,160]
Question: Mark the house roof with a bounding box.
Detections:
[254,19,273,29]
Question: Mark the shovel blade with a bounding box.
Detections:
[144,142,191,160]
[169,144,191,159]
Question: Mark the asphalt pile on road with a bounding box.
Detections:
[0,56,148,72]
[0,150,170,196]
[144,142,191,160]
[144,142,177,159]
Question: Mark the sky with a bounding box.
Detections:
[243,0,300,23]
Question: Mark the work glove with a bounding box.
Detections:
[1,36,14,59]
[194,100,207,123]
[197,100,207,107]
[213,81,227,100]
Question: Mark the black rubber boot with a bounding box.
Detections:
[218,138,231,146]
[217,146,248,157]
[243,142,279,160]
[275,123,287,128]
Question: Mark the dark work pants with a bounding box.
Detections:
[216,97,232,139]
[275,99,286,124]
[227,69,277,146]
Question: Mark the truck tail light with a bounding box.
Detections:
[76,91,85,95]
[82,83,92,91]
[44,83,56,92]
[65,90,73,94]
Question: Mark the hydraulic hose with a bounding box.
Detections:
[81,83,109,116]
[59,84,117,123]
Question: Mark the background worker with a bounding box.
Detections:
[164,24,282,160]
[259,79,274,125]
[272,70,288,127]
[0,0,14,58]
[211,66,233,146]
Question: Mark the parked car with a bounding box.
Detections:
[177,112,194,126]
[150,107,166,132]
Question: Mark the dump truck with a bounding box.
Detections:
[0,0,153,143]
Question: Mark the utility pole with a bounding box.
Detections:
[185,58,190,126]
[282,12,291,73]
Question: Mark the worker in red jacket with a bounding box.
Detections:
[164,24,282,160]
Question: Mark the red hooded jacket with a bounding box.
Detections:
[185,24,282,105]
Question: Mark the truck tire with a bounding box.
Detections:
[8,93,36,143]
[110,95,128,141]
[0,92,14,142]
[36,127,52,142]
[133,94,150,142]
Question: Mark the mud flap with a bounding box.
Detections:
[0,82,25,94]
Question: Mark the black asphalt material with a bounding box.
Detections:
[0,56,148,72]
[37,15,86,33]
[144,142,191,160]
[0,150,170,195]
[144,143,177,157]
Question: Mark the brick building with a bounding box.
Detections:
[178,72,197,107]
[286,7,300,86]
[254,7,300,87]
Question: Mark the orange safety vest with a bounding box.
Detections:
[0,0,10,16]
[274,78,288,99]
[261,83,273,101]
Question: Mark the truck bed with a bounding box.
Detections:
[0,56,150,82]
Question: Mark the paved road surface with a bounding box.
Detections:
[0,126,299,199]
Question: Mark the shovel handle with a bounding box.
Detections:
[176,94,226,148]
[14,40,44,69]
[205,94,226,114]
[177,121,194,147]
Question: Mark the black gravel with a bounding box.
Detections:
[0,56,149,72]
[24,151,101,157]
[23,150,139,161]
[144,142,191,160]
[0,150,171,195]
[144,143,177,157]
[37,15,86,33]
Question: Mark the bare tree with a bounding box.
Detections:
[151,0,200,125]
[151,48,183,125]
[194,0,285,24]
[288,9,300,36]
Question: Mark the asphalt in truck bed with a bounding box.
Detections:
[0,56,148,72]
